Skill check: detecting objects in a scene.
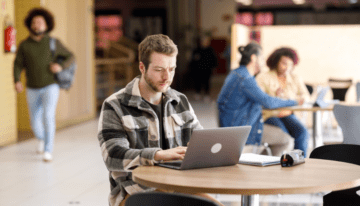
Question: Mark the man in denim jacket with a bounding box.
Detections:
[98,34,222,206]
[217,42,300,148]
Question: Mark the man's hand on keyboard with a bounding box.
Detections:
[154,146,187,161]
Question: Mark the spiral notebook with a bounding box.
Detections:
[239,153,280,166]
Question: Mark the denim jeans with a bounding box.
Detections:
[265,114,309,157]
[26,83,60,153]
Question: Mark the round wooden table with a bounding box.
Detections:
[133,158,360,206]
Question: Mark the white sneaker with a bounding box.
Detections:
[43,152,53,162]
[37,140,44,154]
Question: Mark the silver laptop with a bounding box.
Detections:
[313,86,331,107]
[299,86,330,108]
[156,126,251,170]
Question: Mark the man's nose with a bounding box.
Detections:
[162,70,170,79]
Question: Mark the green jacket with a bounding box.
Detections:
[13,34,74,88]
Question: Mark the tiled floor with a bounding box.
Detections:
[1,79,344,205]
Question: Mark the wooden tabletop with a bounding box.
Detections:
[263,105,334,112]
[132,159,360,195]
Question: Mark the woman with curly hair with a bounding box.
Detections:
[256,47,310,156]
[13,8,74,162]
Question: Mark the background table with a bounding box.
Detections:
[133,159,360,206]
[263,105,334,148]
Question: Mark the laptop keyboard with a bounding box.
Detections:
[161,161,182,167]
[156,160,183,169]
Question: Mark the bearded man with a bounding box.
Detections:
[97,34,223,206]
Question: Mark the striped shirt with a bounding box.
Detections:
[97,76,202,206]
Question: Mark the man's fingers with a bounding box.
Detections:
[175,147,187,154]
[172,153,185,160]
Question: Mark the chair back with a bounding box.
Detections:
[310,145,360,205]
[333,104,360,145]
[328,78,352,101]
[305,84,313,95]
[125,192,220,206]
[309,144,360,166]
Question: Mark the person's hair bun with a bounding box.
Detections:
[238,46,246,55]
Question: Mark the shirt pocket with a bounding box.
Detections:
[122,115,149,148]
[167,112,194,146]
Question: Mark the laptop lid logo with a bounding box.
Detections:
[211,143,222,153]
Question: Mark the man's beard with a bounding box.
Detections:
[144,72,172,93]
[30,29,46,36]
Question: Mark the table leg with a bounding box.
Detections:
[312,111,324,149]
[241,194,259,206]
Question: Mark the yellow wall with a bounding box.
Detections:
[0,0,95,146]
[15,0,40,131]
[0,0,16,146]
[231,24,249,70]
[51,0,96,128]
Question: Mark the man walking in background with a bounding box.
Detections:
[13,8,74,162]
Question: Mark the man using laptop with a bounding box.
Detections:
[97,34,223,206]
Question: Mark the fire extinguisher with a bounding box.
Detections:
[4,19,16,53]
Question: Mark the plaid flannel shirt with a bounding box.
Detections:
[97,76,202,206]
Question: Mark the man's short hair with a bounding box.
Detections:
[138,34,178,69]
[25,8,55,33]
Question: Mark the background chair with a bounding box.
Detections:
[309,144,360,206]
[125,192,220,206]
[305,84,314,95]
[356,82,360,102]
[328,78,352,101]
[323,79,352,139]
[333,104,360,145]
[260,124,294,156]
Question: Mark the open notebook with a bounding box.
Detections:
[239,153,280,166]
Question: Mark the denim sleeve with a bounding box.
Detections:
[241,77,297,109]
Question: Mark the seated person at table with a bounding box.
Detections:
[256,47,310,156]
[97,34,223,206]
[217,42,301,156]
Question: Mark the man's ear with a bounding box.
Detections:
[250,54,257,63]
[139,62,145,75]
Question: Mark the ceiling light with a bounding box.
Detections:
[235,0,253,6]
[292,0,306,4]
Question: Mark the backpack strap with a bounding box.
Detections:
[49,37,56,58]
